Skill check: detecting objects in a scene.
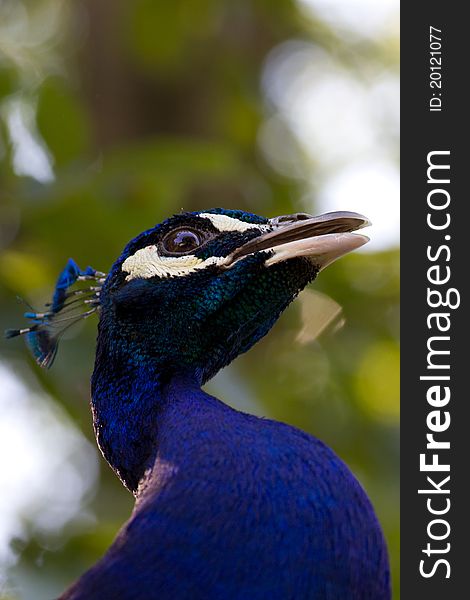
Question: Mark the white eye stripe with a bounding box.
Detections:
[122,215,272,280]
[122,245,227,280]
[198,213,270,233]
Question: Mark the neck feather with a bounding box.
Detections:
[91,325,199,487]
[91,332,229,494]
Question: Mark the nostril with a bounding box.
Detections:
[292,213,312,221]
[270,213,313,226]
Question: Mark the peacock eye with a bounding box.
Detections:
[161,229,203,255]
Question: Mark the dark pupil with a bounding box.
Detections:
[164,230,201,254]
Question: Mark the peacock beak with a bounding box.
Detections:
[225,211,370,270]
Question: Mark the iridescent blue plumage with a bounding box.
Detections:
[49,258,98,313]
[6,258,104,367]
[8,208,390,599]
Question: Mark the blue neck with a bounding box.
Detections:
[90,337,227,494]
[91,334,190,492]
[133,375,240,503]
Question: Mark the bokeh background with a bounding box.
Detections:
[0,1,399,598]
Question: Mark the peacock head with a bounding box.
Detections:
[7,208,369,380]
[97,208,369,383]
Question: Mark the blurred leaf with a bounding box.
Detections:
[128,0,218,71]
[37,78,91,167]
[0,250,55,294]
[355,339,400,423]
[0,66,17,99]
[296,289,343,344]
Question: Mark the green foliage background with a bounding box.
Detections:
[0,1,399,598]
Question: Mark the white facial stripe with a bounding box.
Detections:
[122,245,227,280]
[198,213,270,233]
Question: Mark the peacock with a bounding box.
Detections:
[7,208,390,599]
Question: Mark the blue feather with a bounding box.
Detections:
[5,258,104,368]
